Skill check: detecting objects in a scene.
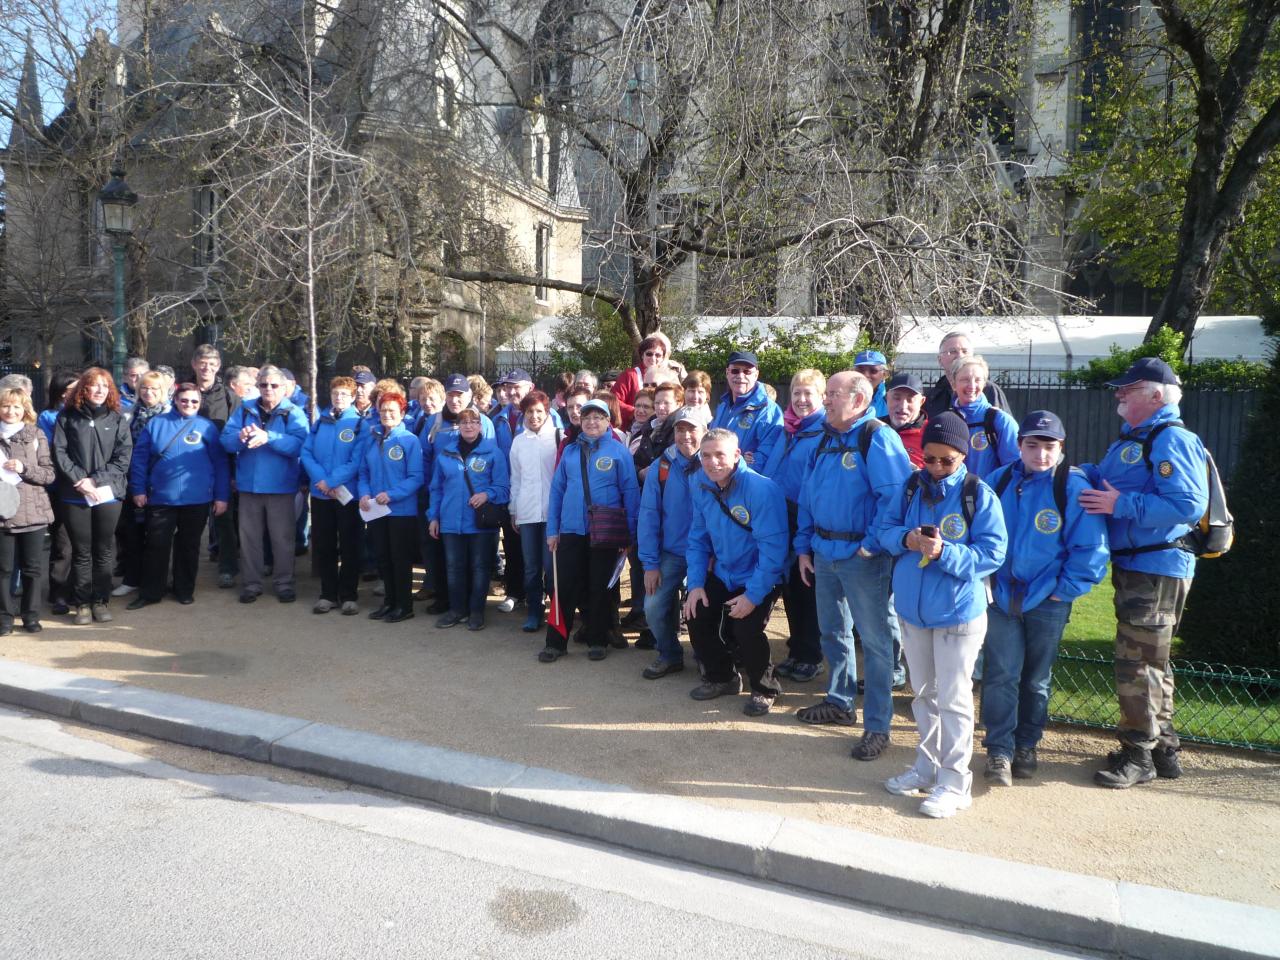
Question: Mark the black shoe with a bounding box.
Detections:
[467,615,485,632]
[23,621,42,634]
[538,646,565,663]
[588,646,608,661]
[435,612,465,628]
[1094,744,1156,789]
[126,597,159,611]
[368,605,393,620]
[634,629,656,650]
[178,597,195,606]
[239,591,260,604]
[385,608,415,623]
[278,590,296,604]
[690,675,743,700]
[608,630,628,649]
[984,753,1013,786]
[0,621,12,637]
[643,659,684,679]
[51,602,70,616]
[1012,747,1039,779]
[851,731,891,761]
[1108,745,1183,779]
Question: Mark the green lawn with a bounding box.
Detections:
[1048,571,1280,751]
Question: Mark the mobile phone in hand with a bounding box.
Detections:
[920,524,938,538]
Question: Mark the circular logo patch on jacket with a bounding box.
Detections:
[840,451,857,470]
[730,505,751,525]
[469,457,487,472]
[738,413,754,429]
[1158,460,1174,478]
[940,513,967,540]
[1120,442,1143,465]
[387,445,404,461]
[182,432,202,445]
[970,431,988,451]
[1034,509,1062,534]
[338,428,355,443]
[595,456,614,471]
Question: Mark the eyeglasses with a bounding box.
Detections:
[823,389,850,399]
[257,382,282,389]
[922,455,960,466]
[176,398,201,406]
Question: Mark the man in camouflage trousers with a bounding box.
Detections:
[1080,358,1208,788]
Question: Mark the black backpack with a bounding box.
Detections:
[993,461,1082,541]
[963,408,1000,455]
[815,417,885,463]
[902,470,981,529]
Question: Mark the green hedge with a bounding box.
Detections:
[1058,326,1268,389]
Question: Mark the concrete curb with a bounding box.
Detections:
[1,660,1275,959]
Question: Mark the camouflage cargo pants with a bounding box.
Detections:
[1112,567,1191,751]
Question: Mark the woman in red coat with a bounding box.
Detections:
[611,331,673,428]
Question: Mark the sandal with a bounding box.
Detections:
[795,701,857,726]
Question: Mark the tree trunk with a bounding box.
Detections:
[1147,225,1231,341]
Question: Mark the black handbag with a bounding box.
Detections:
[580,443,630,550]
[462,454,508,529]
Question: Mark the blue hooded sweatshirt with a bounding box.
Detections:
[357,422,424,517]
[129,410,230,506]
[762,409,826,504]
[301,405,365,494]
[953,396,1019,480]
[546,432,640,539]
[638,444,701,568]
[686,463,788,606]
[417,409,495,487]
[711,383,783,475]
[795,413,913,561]
[986,459,1109,615]
[219,398,309,494]
[1081,403,1207,579]
[881,465,1007,629]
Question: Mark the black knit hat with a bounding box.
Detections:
[922,410,969,454]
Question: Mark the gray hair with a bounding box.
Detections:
[409,376,427,391]
[845,371,874,408]
[192,344,221,362]
[154,365,176,381]
[938,330,971,350]
[574,369,597,389]
[702,427,739,448]
[257,364,283,384]
[125,357,150,373]
[0,373,33,395]
[1138,380,1183,406]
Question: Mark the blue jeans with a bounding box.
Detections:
[887,593,907,686]
[642,551,686,665]
[814,552,895,731]
[442,531,497,616]
[981,599,1072,757]
[519,522,550,617]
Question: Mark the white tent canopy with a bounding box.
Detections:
[495,314,1268,372]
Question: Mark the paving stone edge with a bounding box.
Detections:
[0,660,1274,960]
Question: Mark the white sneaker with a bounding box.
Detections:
[884,767,934,796]
[497,597,518,613]
[111,583,137,597]
[918,785,972,819]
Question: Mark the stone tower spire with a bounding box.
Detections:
[8,32,43,149]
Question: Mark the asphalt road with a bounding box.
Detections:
[0,707,1103,960]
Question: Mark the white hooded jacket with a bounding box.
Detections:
[508,421,562,525]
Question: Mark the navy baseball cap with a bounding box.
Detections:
[443,373,469,393]
[353,371,376,386]
[855,349,887,367]
[1018,410,1066,441]
[506,367,532,384]
[727,350,759,368]
[1105,357,1181,387]
[886,372,924,396]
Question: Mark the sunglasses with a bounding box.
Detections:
[922,455,960,466]
[257,382,282,389]
[176,398,201,405]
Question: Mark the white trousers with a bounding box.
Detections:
[898,615,987,795]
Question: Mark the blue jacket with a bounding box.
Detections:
[1082,404,1207,579]
[358,423,424,518]
[870,382,888,419]
[37,408,59,444]
[428,434,509,534]
[686,464,788,605]
[301,405,365,493]
[129,410,231,506]
[638,445,701,568]
[711,383,783,474]
[953,397,1019,480]
[547,433,640,539]
[491,403,564,460]
[882,466,1007,629]
[417,410,495,488]
[219,398,309,494]
[762,410,826,504]
[987,460,1109,615]
[795,414,913,560]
